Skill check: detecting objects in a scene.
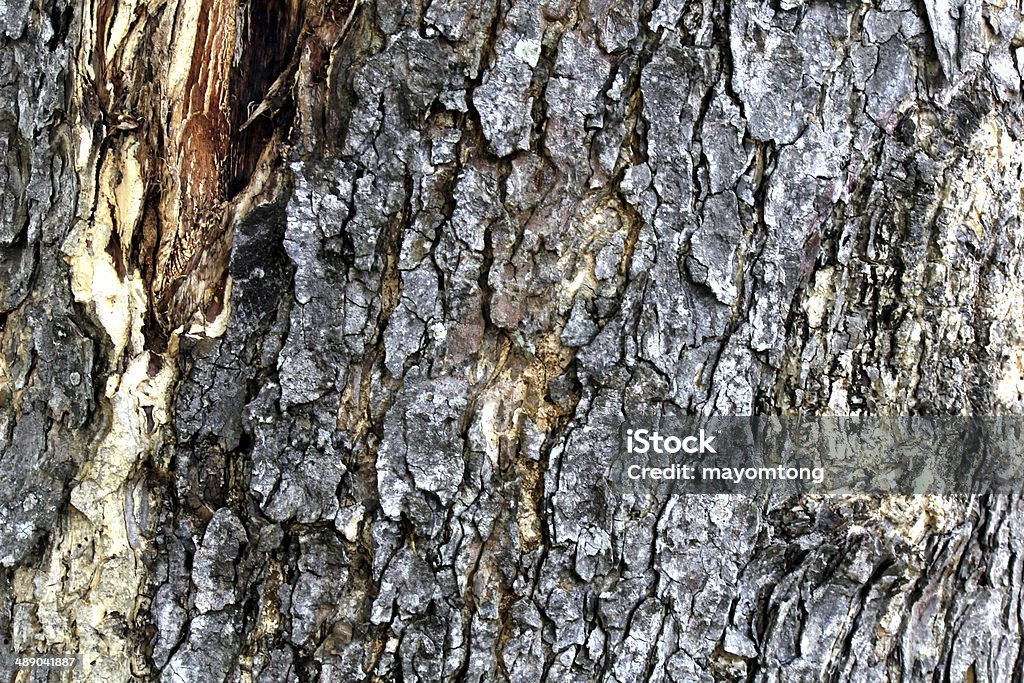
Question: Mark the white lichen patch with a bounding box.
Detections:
[514,39,541,67]
[471,396,502,467]
[556,198,629,312]
[875,495,963,546]
[802,266,835,330]
[994,349,1024,408]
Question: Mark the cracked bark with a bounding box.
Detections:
[3,0,1024,681]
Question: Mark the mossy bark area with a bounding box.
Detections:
[3,0,1024,681]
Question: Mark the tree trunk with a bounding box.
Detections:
[3,0,1024,680]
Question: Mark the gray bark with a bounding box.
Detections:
[3,0,1024,681]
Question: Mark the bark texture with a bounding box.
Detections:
[3,0,1024,681]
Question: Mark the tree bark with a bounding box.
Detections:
[3,0,1024,681]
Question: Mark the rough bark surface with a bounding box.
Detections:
[3,0,1024,681]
